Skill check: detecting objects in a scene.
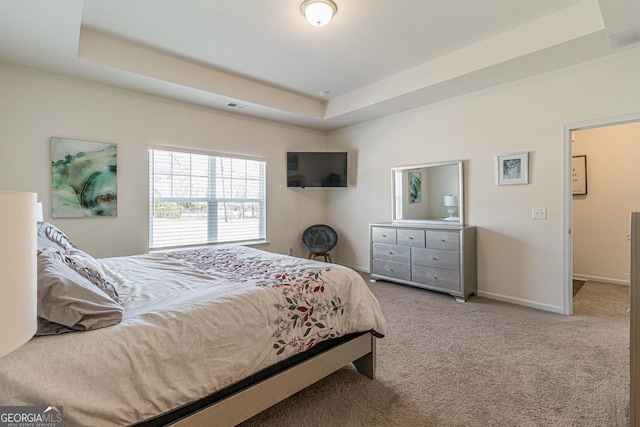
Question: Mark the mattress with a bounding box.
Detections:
[0,245,386,426]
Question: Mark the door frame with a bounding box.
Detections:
[562,112,640,315]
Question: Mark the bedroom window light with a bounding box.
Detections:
[149,149,266,249]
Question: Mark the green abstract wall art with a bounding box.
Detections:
[409,171,422,203]
[51,137,117,217]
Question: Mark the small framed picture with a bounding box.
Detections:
[572,155,587,195]
[496,152,529,185]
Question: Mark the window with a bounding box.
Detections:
[149,148,266,249]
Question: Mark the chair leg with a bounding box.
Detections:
[309,253,332,263]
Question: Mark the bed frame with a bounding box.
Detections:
[135,332,377,426]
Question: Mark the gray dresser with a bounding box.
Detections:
[369,222,477,302]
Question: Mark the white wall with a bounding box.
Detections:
[572,122,640,284]
[326,47,640,313]
[0,63,328,258]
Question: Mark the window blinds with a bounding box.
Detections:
[149,149,266,250]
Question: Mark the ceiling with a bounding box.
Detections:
[0,0,638,131]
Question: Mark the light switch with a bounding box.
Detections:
[532,207,547,219]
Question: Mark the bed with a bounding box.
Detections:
[0,223,386,426]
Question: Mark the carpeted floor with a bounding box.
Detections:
[241,278,630,427]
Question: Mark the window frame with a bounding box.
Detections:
[148,147,267,250]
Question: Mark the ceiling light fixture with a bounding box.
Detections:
[300,0,337,27]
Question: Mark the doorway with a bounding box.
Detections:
[563,113,640,314]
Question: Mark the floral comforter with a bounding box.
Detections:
[167,246,385,356]
[0,246,385,427]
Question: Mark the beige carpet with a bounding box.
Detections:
[241,279,629,427]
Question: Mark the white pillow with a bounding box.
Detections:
[67,249,107,280]
[36,250,123,335]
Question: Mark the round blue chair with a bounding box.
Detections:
[302,224,338,263]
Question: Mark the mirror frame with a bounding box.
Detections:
[391,160,464,225]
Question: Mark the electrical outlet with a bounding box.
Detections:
[288,247,294,256]
[532,207,547,219]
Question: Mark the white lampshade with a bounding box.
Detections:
[0,191,37,358]
[301,0,337,27]
[444,195,458,207]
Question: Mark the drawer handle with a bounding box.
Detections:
[440,239,446,242]
[381,234,387,238]
[432,257,438,261]
[434,276,439,280]
[389,251,394,255]
[408,236,414,240]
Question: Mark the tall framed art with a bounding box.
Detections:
[572,155,587,195]
[51,137,117,217]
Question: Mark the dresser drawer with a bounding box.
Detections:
[412,265,461,292]
[372,259,411,281]
[371,227,396,244]
[426,230,460,251]
[372,243,410,263]
[397,228,425,247]
[411,247,460,271]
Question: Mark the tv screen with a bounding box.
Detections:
[287,152,347,188]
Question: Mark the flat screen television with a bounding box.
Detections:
[287,152,347,188]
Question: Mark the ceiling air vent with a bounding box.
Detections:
[227,102,247,109]
[609,25,640,50]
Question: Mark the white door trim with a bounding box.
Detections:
[562,112,640,315]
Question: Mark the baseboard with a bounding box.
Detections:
[476,291,564,314]
[340,263,370,274]
[350,262,563,314]
[573,274,629,286]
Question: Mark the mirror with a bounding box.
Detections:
[392,160,463,225]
